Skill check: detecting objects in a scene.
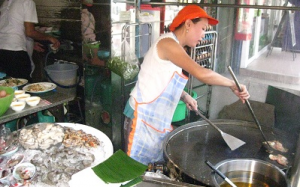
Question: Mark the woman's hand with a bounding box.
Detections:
[230,84,250,103]
[181,92,198,111]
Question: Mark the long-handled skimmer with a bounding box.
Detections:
[195,109,245,151]
[227,66,272,151]
[205,160,237,187]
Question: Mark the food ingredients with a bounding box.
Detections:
[31,146,95,186]
[269,154,288,166]
[0,90,7,98]
[0,169,10,179]
[107,56,139,80]
[0,78,25,87]
[25,84,45,92]
[264,140,288,152]
[19,123,65,150]
[63,127,100,148]
[7,154,24,168]
[17,166,33,180]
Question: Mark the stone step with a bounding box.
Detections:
[240,68,300,85]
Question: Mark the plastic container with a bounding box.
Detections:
[44,63,78,97]
[37,111,55,123]
[5,119,18,131]
[172,90,197,122]
[0,86,14,117]
[98,50,110,60]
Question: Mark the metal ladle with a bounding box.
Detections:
[227,66,272,152]
[205,160,237,187]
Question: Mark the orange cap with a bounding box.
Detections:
[169,5,219,31]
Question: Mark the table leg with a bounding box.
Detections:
[48,104,65,122]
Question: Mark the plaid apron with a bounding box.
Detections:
[127,72,188,165]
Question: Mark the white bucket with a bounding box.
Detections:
[44,63,79,97]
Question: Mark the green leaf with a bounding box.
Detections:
[92,150,147,183]
[120,176,143,187]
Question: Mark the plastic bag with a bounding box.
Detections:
[107,39,139,80]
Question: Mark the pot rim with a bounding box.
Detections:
[211,158,289,187]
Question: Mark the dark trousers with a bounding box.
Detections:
[0,49,32,80]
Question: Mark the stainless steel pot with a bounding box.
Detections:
[212,158,289,187]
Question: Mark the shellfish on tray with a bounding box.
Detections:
[63,127,101,148]
[30,145,95,186]
[18,123,65,150]
[269,154,289,166]
[263,140,288,153]
[6,153,24,168]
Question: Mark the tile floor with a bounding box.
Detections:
[247,47,299,77]
[240,47,300,86]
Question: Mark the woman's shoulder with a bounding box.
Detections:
[158,32,176,41]
[156,33,179,48]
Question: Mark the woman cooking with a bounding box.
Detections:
[123,5,250,165]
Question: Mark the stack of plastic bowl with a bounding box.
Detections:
[11,91,41,112]
[0,86,14,117]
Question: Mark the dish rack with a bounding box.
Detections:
[186,30,218,120]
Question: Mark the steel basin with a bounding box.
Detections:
[212,158,289,187]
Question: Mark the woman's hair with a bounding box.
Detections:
[174,17,202,31]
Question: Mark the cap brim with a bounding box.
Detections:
[206,17,219,25]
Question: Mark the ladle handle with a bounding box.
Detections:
[227,66,271,146]
[227,66,243,92]
[205,160,237,187]
[195,109,222,133]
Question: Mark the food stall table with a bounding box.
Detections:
[0,91,75,125]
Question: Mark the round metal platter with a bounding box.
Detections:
[163,119,296,186]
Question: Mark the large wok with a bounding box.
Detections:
[163,119,296,186]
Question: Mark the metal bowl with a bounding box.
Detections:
[212,158,289,187]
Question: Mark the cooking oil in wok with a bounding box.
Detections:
[219,171,282,187]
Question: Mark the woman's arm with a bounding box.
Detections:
[181,90,198,111]
[157,38,250,102]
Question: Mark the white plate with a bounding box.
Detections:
[0,78,28,87]
[22,82,56,94]
[0,146,19,157]
[63,123,119,187]
[57,123,114,166]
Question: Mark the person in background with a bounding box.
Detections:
[81,0,105,66]
[0,0,60,81]
[26,38,45,78]
[123,5,250,165]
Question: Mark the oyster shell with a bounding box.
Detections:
[31,145,95,185]
[19,123,64,150]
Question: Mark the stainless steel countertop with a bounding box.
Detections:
[0,91,74,124]
[135,176,204,187]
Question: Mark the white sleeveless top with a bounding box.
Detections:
[129,32,182,108]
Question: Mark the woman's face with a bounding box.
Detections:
[186,18,208,48]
